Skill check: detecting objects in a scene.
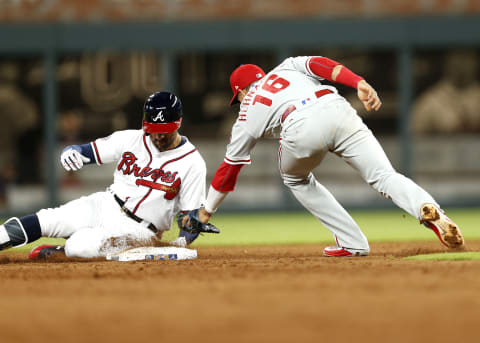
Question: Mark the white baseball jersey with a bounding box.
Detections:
[92,129,206,230]
[225,56,342,166]
[36,129,206,257]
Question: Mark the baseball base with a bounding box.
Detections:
[105,246,198,261]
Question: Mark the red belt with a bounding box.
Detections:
[280,89,334,123]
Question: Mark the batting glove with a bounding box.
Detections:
[60,146,91,171]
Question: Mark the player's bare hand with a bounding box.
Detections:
[357,80,382,112]
[181,213,191,227]
[198,208,212,224]
[60,147,91,171]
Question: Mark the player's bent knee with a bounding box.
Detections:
[65,240,100,258]
[65,229,102,258]
[282,173,311,187]
[367,169,397,189]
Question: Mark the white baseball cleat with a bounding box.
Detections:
[420,203,465,249]
[323,245,369,257]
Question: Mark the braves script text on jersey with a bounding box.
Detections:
[37,130,206,257]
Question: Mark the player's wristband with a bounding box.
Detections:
[335,67,364,89]
[211,161,243,192]
[62,144,95,165]
[204,186,227,214]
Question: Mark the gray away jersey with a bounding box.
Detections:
[224,56,342,166]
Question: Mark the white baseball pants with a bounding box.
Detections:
[37,191,156,257]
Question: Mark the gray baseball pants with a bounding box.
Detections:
[278,97,437,250]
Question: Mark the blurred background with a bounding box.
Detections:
[0,0,479,217]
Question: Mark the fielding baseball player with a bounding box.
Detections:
[0,91,218,259]
[197,56,465,256]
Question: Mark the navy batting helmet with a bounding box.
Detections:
[142,91,183,134]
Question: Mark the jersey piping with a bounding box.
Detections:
[131,134,155,214]
[92,141,103,165]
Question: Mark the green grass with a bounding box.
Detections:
[3,207,478,253]
[405,252,480,261]
[190,208,479,247]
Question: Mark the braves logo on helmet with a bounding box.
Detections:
[143,92,183,133]
[153,111,165,122]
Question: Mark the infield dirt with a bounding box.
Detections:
[1,241,479,343]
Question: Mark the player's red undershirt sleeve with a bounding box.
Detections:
[211,161,244,192]
[307,56,364,89]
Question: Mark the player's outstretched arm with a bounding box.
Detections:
[199,161,244,223]
[60,144,94,171]
[306,56,382,112]
[200,186,228,223]
[306,56,364,89]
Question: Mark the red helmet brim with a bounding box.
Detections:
[142,119,182,133]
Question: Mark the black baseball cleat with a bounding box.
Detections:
[29,245,65,260]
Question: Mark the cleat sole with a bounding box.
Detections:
[421,204,465,249]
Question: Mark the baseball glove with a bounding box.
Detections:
[177,208,221,235]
